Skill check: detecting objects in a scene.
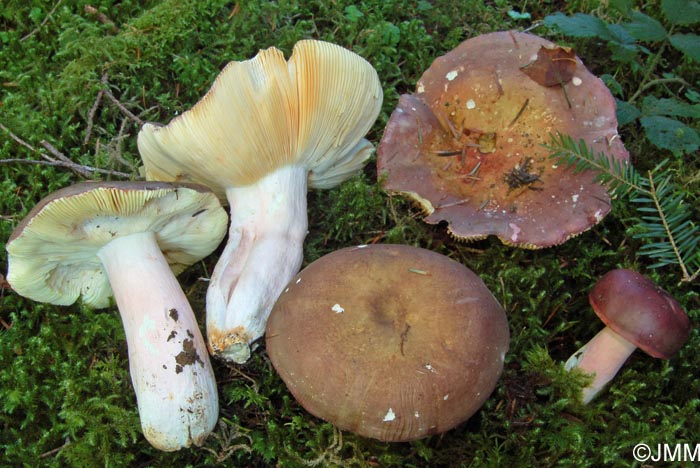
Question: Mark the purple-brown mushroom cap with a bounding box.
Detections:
[265,244,509,442]
[377,30,629,248]
[589,269,690,359]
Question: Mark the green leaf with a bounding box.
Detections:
[661,0,700,25]
[621,11,668,42]
[607,23,638,45]
[616,99,641,126]
[641,96,700,118]
[416,0,433,12]
[543,13,613,40]
[343,5,364,22]
[669,33,700,62]
[610,0,634,15]
[601,74,623,96]
[508,10,531,20]
[640,115,700,155]
[687,89,700,104]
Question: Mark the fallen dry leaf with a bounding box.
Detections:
[520,45,577,87]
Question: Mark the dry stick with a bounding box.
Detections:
[84,5,119,33]
[0,123,132,178]
[83,88,105,145]
[40,140,92,177]
[103,88,145,126]
[20,0,64,42]
[39,437,71,459]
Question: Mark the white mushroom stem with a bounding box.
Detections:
[206,165,308,363]
[564,326,637,404]
[96,230,218,451]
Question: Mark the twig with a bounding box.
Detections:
[647,172,689,282]
[39,437,71,458]
[0,123,133,178]
[83,73,109,145]
[84,5,119,33]
[20,0,63,42]
[0,123,38,153]
[103,89,145,126]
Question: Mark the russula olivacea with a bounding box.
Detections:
[137,39,383,364]
[377,30,629,248]
[5,181,227,451]
[266,244,510,442]
[565,269,691,404]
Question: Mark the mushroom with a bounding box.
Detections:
[564,269,691,404]
[265,244,510,442]
[137,40,383,363]
[377,30,629,248]
[5,181,228,451]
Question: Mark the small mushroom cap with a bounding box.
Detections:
[266,244,509,442]
[377,31,629,248]
[6,181,228,308]
[138,39,383,200]
[589,269,690,359]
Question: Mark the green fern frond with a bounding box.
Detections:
[545,132,700,282]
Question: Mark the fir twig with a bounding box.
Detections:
[546,132,700,283]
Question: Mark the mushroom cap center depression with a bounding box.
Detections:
[266,244,509,442]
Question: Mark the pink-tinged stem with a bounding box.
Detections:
[206,165,308,363]
[97,230,218,451]
[564,326,638,404]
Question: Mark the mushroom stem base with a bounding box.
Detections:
[564,326,637,404]
[206,165,308,363]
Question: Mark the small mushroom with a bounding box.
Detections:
[138,40,383,364]
[377,31,629,248]
[564,269,691,404]
[5,181,228,451]
[266,244,510,442]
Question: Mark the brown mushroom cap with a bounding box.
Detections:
[588,269,690,359]
[377,30,629,248]
[265,244,509,442]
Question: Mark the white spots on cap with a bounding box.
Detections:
[466,99,476,110]
[383,408,396,422]
[331,303,345,314]
[571,194,579,205]
[414,411,420,418]
[594,209,604,222]
[417,83,425,94]
[446,70,459,81]
[296,278,301,284]
[572,76,582,86]
[443,394,450,401]
[353,244,368,250]
[284,287,289,293]
[424,363,437,373]
[500,351,506,363]
[509,223,521,242]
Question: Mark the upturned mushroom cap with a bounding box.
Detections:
[266,244,509,442]
[137,39,383,199]
[6,181,228,307]
[377,30,629,248]
[588,269,690,359]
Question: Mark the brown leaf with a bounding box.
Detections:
[520,45,577,87]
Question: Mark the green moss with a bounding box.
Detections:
[2,0,699,466]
